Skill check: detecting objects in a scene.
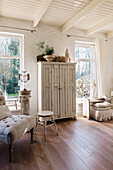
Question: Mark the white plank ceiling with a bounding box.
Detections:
[1,0,113,37]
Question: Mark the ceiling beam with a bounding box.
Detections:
[87,17,113,35]
[33,0,53,27]
[62,0,105,32]
[107,31,113,38]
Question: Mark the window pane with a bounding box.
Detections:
[0,58,20,97]
[76,61,90,98]
[75,46,92,59]
[0,37,20,56]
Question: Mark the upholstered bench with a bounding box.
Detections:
[90,101,113,121]
[0,105,36,162]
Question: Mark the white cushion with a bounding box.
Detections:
[92,106,111,111]
[92,102,111,108]
[38,111,54,116]
[0,105,12,120]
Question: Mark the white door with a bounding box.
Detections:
[42,64,52,111]
[59,65,68,118]
[52,64,60,118]
[68,65,76,117]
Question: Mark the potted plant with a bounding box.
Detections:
[36,41,55,62]
[45,45,54,55]
[36,41,47,62]
[44,45,54,62]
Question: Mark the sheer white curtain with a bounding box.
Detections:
[95,38,104,97]
[90,45,97,98]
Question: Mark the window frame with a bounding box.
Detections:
[0,32,24,71]
[75,41,95,98]
[75,42,95,63]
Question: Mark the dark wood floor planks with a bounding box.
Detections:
[57,120,113,170]
[0,117,113,170]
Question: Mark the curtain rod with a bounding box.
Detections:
[66,34,95,40]
[0,25,36,33]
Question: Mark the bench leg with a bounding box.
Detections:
[30,128,34,142]
[9,144,13,162]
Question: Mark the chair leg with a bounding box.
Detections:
[36,115,40,126]
[9,144,13,162]
[52,115,58,136]
[30,128,34,142]
[44,120,47,141]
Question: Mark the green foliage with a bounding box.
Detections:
[36,41,54,56]
[0,37,20,97]
[37,41,45,51]
[36,41,45,56]
[0,58,20,95]
[8,93,19,97]
[8,39,20,56]
[45,45,54,55]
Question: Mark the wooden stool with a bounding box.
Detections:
[37,111,58,141]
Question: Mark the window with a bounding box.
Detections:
[0,36,20,56]
[75,41,95,98]
[0,33,24,99]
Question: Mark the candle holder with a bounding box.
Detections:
[19,71,31,95]
[19,71,31,115]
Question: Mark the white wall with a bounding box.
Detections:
[0,17,112,115]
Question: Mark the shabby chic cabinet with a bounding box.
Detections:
[37,62,76,119]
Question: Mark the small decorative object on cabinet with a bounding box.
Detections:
[53,56,65,62]
[44,55,55,62]
[36,41,54,62]
[19,71,31,115]
[37,62,76,119]
[65,48,69,62]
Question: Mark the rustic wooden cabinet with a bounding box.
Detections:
[37,62,76,119]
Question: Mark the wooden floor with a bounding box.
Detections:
[1,117,113,170]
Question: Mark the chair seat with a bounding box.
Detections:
[0,115,36,144]
[38,111,54,117]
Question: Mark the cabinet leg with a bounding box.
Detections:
[73,116,76,120]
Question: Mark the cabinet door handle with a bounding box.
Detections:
[54,85,59,87]
[59,88,62,90]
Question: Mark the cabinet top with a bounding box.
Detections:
[37,62,76,65]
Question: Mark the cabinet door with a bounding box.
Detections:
[67,65,76,117]
[111,97,113,109]
[52,64,60,119]
[59,65,68,118]
[42,64,52,110]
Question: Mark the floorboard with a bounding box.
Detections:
[0,117,113,170]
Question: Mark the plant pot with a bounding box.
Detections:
[44,55,55,62]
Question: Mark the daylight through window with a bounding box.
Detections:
[75,41,95,98]
[0,33,24,98]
